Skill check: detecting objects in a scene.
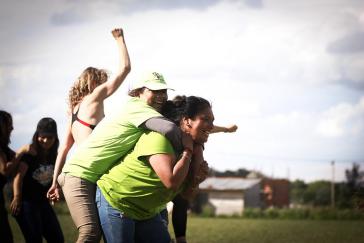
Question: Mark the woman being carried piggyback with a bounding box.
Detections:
[96,95,214,243]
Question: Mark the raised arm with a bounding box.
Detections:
[210,124,238,134]
[92,27,131,100]
[47,122,74,203]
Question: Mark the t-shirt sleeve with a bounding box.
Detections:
[135,132,175,159]
[140,117,183,153]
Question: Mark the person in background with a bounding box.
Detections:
[96,95,214,243]
[0,110,20,243]
[10,117,64,243]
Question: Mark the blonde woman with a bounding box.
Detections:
[46,28,130,242]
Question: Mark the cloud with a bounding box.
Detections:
[316,97,364,137]
[244,0,263,9]
[327,31,364,54]
[50,9,86,26]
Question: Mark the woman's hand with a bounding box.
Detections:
[47,183,61,205]
[10,196,22,216]
[112,28,124,39]
[195,160,209,184]
[225,124,238,133]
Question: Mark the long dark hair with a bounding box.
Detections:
[0,110,14,160]
[31,118,59,164]
[162,95,212,125]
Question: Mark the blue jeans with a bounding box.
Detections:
[14,199,64,243]
[96,186,170,243]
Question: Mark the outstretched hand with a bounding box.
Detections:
[226,124,238,133]
[112,28,124,39]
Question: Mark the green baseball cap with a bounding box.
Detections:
[132,71,174,91]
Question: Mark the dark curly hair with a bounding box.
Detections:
[162,95,211,125]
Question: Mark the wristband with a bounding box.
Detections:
[183,148,193,155]
[182,150,192,164]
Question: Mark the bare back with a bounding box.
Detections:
[71,94,105,144]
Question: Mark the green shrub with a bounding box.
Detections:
[200,204,215,217]
[242,208,263,218]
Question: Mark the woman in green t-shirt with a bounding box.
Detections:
[96,95,214,243]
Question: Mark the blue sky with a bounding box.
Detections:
[1,0,363,182]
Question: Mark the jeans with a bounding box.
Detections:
[96,186,171,243]
[14,200,64,243]
[58,172,101,243]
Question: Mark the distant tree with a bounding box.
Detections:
[345,163,364,210]
[290,180,307,205]
[336,182,352,209]
[346,163,361,190]
[303,181,331,206]
[208,167,251,177]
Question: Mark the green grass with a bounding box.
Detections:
[8,214,364,243]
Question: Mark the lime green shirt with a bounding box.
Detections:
[63,97,162,183]
[97,131,181,220]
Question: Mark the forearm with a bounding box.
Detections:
[52,146,71,185]
[12,172,23,200]
[210,125,227,133]
[171,149,192,190]
[116,36,131,75]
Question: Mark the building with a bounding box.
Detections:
[261,178,290,208]
[198,177,262,216]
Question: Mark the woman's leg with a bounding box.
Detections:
[59,173,101,243]
[135,213,171,243]
[96,186,135,243]
[0,202,13,243]
[14,200,43,243]
[40,200,64,243]
[172,194,189,243]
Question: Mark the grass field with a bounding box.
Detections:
[8,214,364,243]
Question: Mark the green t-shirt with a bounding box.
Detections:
[97,131,181,220]
[63,97,162,183]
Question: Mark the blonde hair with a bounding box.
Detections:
[68,67,108,109]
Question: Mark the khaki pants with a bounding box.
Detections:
[58,173,101,243]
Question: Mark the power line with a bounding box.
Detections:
[208,151,364,164]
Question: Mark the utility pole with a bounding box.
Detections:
[331,160,335,208]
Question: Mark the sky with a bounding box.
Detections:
[1,0,364,182]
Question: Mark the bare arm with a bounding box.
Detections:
[0,150,20,177]
[210,124,238,134]
[10,161,28,216]
[47,122,74,202]
[149,149,193,192]
[92,28,131,100]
